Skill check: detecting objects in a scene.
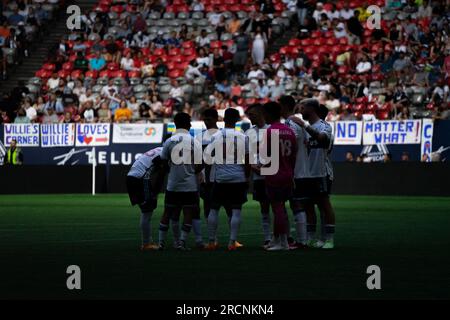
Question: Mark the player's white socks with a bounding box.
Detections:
[192,219,203,244]
[261,212,271,241]
[180,224,192,244]
[307,224,317,241]
[207,209,219,243]
[158,223,169,247]
[140,211,152,245]
[171,219,180,244]
[324,224,335,241]
[229,209,241,243]
[294,211,307,245]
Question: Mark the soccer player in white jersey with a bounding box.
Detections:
[245,104,272,247]
[289,99,336,249]
[205,108,251,251]
[199,108,241,248]
[126,147,165,251]
[279,95,309,249]
[158,112,203,250]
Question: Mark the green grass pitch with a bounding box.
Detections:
[0,194,449,300]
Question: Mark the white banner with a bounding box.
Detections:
[420,119,434,162]
[334,121,362,145]
[363,120,422,145]
[112,123,164,144]
[76,123,110,146]
[41,124,75,147]
[4,124,40,147]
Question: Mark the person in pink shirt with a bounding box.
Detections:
[261,102,297,251]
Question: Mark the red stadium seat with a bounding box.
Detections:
[182,41,194,49]
[168,48,181,56]
[112,70,127,78]
[71,70,83,79]
[288,38,301,47]
[210,41,222,49]
[107,63,119,71]
[62,62,74,71]
[377,111,390,120]
[270,53,281,63]
[58,70,70,78]
[153,48,165,56]
[85,70,98,79]
[111,5,124,14]
[42,63,56,72]
[168,69,183,78]
[128,70,141,78]
[182,47,196,56]
[99,70,111,78]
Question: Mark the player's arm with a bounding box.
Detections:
[288,116,330,145]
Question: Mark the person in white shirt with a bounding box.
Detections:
[159,113,202,250]
[208,7,222,27]
[101,80,119,98]
[195,29,211,47]
[312,2,327,23]
[185,61,205,81]
[204,108,250,251]
[339,3,354,20]
[356,57,372,74]
[120,52,137,71]
[47,73,60,91]
[127,147,165,251]
[190,0,204,12]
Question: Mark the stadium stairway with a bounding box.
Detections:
[0,0,97,95]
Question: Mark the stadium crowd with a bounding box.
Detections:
[0,0,449,125]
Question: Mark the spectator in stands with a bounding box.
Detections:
[5,138,23,165]
[190,0,204,12]
[42,107,59,124]
[227,13,241,35]
[345,152,355,162]
[44,93,63,114]
[195,29,210,48]
[252,26,266,65]
[114,100,133,123]
[233,28,250,74]
[346,10,363,44]
[154,58,168,79]
[312,2,326,23]
[295,0,310,27]
[208,6,222,28]
[97,102,112,123]
[212,48,226,82]
[89,51,106,71]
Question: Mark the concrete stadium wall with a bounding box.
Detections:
[1,163,450,196]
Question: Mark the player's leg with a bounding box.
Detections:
[159,191,181,250]
[191,203,205,248]
[127,175,157,251]
[265,185,291,251]
[227,183,248,250]
[176,192,199,250]
[289,179,309,249]
[316,177,335,249]
[206,183,222,249]
[290,200,308,248]
[170,209,181,248]
[267,200,289,251]
[253,180,271,246]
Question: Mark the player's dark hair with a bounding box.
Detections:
[301,98,320,113]
[245,103,262,115]
[264,102,281,120]
[174,112,191,130]
[279,95,296,112]
[201,107,218,120]
[224,108,240,126]
[318,104,329,120]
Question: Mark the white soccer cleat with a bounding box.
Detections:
[307,239,325,248]
[266,243,289,251]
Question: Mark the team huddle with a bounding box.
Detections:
[126,95,336,251]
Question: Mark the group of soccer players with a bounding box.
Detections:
[126,95,336,251]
